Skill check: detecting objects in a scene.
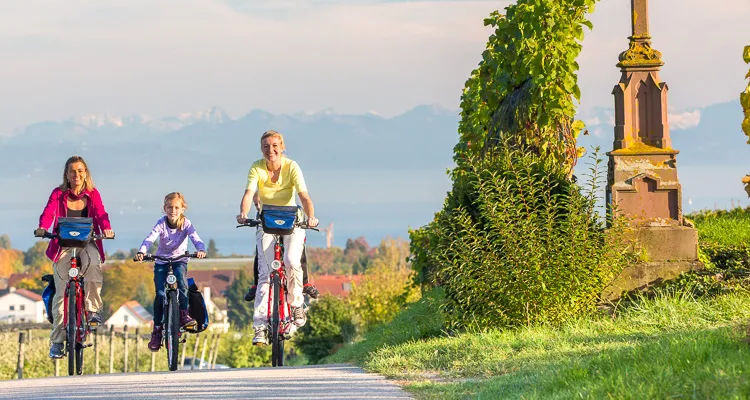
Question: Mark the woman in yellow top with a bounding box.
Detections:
[237,129,319,345]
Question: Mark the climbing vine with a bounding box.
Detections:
[455,0,598,174]
[742,46,750,196]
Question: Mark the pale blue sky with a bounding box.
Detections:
[0,0,748,134]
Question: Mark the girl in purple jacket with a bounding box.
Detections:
[135,192,206,352]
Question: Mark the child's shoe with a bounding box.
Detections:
[148,325,163,352]
[180,310,197,330]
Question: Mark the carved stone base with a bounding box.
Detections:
[602,225,702,301]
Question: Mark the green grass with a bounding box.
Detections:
[325,290,750,399]
[324,288,446,365]
[688,207,750,247]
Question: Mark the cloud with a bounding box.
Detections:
[0,0,747,135]
[669,110,701,131]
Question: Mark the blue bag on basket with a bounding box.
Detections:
[260,205,298,235]
[57,217,94,248]
[41,274,55,324]
[185,277,209,333]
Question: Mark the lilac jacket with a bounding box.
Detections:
[138,216,206,262]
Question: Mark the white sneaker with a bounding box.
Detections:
[252,327,267,345]
[291,306,307,327]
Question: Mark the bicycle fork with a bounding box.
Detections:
[62,249,87,347]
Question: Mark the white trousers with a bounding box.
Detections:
[253,227,305,328]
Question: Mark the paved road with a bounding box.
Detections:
[2,364,412,400]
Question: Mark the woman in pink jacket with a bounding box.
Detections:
[35,155,115,359]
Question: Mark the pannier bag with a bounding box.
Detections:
[57,217,94,248]
[41,274,55,324]
[260,205,299,235]
[185,277,209,333]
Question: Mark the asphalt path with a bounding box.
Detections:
[2,364,413,400]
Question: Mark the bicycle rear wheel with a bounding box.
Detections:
[166,290,180,371]
[270,273,283,367]
[67,285,77,376]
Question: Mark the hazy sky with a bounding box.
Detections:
[0,0,748,134]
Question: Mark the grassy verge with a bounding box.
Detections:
[326,290,750,399]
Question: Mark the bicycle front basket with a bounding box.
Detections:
[260,205,298,235]
[57,217,94,248]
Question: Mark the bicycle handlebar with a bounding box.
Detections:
[134,252,202,263]
[236,219,320,232]
[34,231,115,240]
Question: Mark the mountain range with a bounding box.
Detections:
[1,100,747,254]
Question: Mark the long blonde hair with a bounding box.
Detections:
[163,192,188,231]
[59,155,95,193]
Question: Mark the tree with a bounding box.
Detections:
[207,239,219,258]
[133,282,155,315]
[742,45,750,196]
[0,248,24,278]
[101,260,155,318]
[24,241,51,273]
[0,234,11,250]
[295,295,356,363]
[347,238,420,331]
[226,267,254,329]
[455,0,597,174]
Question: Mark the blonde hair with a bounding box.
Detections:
[260,129,286,152]
[59,155,95,193]
[163,192,188,231]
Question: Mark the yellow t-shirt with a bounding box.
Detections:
[245,157,308,208]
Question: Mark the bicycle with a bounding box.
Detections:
[134,252,201,371]
[238,215,317,367]
[35,217,113,376]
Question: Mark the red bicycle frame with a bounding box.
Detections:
[62,254,89,346]
[266,240,292,337]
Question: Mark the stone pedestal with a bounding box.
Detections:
[602,226,701,301]
[602,0,701,301]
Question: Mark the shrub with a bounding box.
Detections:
[411,148,628,329]
[294,295,356,364]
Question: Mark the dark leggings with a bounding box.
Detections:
[253,245,309,285]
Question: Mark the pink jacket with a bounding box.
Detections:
[38,187,113,262]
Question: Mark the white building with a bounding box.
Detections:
[105,300,153,330]
[0,287,45,323]
[202,287,230,333]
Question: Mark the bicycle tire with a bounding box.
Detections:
[271,273,282,367]
[67,284,77,376]
[166,290,180,371]
[75,343,84,375]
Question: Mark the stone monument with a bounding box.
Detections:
[603,0,701,300]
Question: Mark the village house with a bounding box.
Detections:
[105,300,153,330]
[0,287,46,323]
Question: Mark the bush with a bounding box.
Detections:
[294,295,356,364]
[410,148,628,329]
[347,238,420,331]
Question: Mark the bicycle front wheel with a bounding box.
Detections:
[166,290,180,371]
[67,285,77,376]
[270,273,283,367]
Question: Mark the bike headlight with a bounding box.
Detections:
[166,274,177,285]
[68,268,79,278]
[270,260,282,270]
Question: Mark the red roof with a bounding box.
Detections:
[8,273,31,288]
[13,288,43,302]
[310,274,363,297]
[187,270,242,297]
